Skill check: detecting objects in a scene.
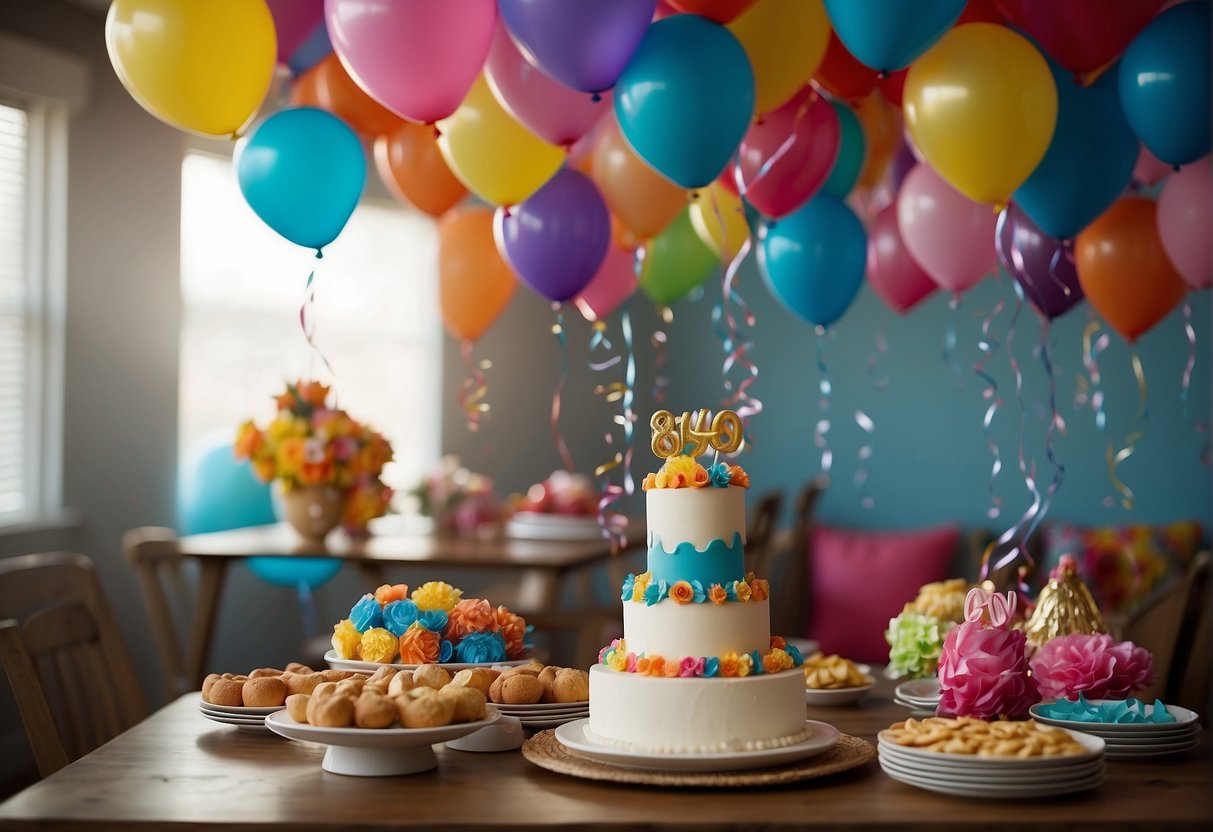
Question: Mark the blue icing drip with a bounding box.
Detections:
[648,531,745,588]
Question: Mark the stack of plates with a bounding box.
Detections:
[505,512,604,541]
[197,698,282,734]
[893,679,942,717]
[878,729,1105,798]
[1029,701,1202,760]
[492,700,589,729]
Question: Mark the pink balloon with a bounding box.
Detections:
[574,241,639,321]
[897,164,998,294]
[1133,144,1172,187]
[867,203,937,314]
[1157,156,1211,289]
[734,87,840,219]
[484,24,612,148]
[325,0,497,124]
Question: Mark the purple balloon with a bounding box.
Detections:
[995,203,1084,320]
[498,0,658,94]
[496,169,611,303]
[889,133,917,194]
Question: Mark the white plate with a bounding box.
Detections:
[200,712,268,726]
[879,751,1104,783]
[785,638,820,657]
[493,702,590,715]
[1029,701,1200,733]
[515,714,589,729]
[804,681,875,706]
[554,719,839,772]
[880,758,1104,798]
[197,698,285,716]
[506,513,604,540]
[1095,727,1202,745]
[1105,742,1201,760]
[324,650,534,674]
[877,728,1104,768]
[894,679,942,704]
[1078,725,1202,740]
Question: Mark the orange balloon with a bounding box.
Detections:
[1075,197,1187,343]
[855,93,901,189]
[290,54,404,137]
[438,207,516,342]
[374,122,468,218]
[591,115,688,240]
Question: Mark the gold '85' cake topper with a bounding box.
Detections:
[650,409,743,459]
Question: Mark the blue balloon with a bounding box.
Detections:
[758,195,866,328]
[820,101,865,199]
[179,437,276,535]
[236,107,366,252]
[615,15,754,189]
[1014,56,1137,240]
[246,557,343,590]
[1118,1,1211,166]
[823,0,966,72]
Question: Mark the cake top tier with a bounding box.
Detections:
[641,408,751,492]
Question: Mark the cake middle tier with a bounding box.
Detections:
[624,597,771,659]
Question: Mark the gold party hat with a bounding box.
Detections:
[1024,555,1107,648]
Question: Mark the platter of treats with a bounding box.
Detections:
[479,660,591,728]
[1029,697,1202,760]
[198,662,359,733]
[877,716,1106,798]
[802,653,874,706]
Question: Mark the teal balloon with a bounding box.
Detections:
[758,195,866,328]
[823,0,965,72]
[638,208,720,304]
[615,15,755,188]
[236,107,366,252]
[1118,1,1211,166]
[1014,56,1137,239]
[179,438,276,535]
[820,101,864,199]
[246,557,343,590]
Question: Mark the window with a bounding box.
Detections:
[179,150,442,494]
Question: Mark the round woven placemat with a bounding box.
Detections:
[520,730,875,788]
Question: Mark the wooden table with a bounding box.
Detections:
[1,677,1208,831]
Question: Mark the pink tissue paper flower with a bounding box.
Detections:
[1030,633,1154,701]
[937,621,1039,719]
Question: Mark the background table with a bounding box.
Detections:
[1,676,1208,831]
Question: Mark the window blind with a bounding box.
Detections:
[0,103,28,515]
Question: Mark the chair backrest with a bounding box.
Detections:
[0,552,146,778]
[745,490,784,578]
[772,477,826,639]
[1167,551,1210,712]
[121,526,189,702]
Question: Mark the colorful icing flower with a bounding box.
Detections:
[599,645,611,664]
[654,470,671,489]
[331,618,361,660]
[439,639,454,662]
[703,657,720,677]
[708,583,728,605]
[663,455,698,483]
[411,581,462,612]
[644,580,668,606]
[664,657,680,677]
[689,464,711,488]
[453,631,507,664]
[1030,633,1154,701]
[690,580,706,603]
[620,574,636,602]
[770,636,787,650]
[398,622,441,664]
[631,571,651,602]
[721,652,740,677]
[636,656,652,675]
[446,598,498,643]
[771,648,794,670]
[749,650,765,674]
[381,599,421,637]
[626,653,639,673]
[670,580,695,605]
[679,657,697,677]
[786,644,804,667]
[706,461,732,488]
[733,580,752,603]
[641,473,658,491]
[349,594,384,633]
[496,605,529,659]
[727,464,750,488]
[725,582,738,602]
[749,578,770,602]
[649,656,667,677]
[762,651,785,675]
[607,650,627,672]
[737,653,753,677]
[358,627,398,663]
[418,608,448,634]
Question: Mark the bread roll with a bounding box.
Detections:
[413,664,452,690]
[354,692,397,729]
[282,672,326,696]
[248,667,285,679]
[387,670,415,698]
[399,694,456,729]
[308,694,355,728]
[552,669,590,703]
[284,662,313,674]
[207,678,245,707]
[242,676,288,707]
[285,694,310,723]
[437,686,487,722]
[537,666,559,703]
[450,668,498,696]
[201,674,222,701]
[500,674,544,705]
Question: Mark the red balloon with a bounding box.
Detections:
[996,0,1163,75]
[877,68,907,108]
[813,31,880,103]
[665,0,758,24]
[958,0,1006,24]
[866,203,937,314]
[734,87,839,218]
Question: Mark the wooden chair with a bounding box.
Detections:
[1173,551,1211,714]
[0,552,147,778]
[744,490,784,579]
[122,526,193,701]
[769,477,826,639]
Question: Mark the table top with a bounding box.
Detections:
[1,678,1208,831]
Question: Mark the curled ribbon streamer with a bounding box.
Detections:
[1180,302,1211,464]
[814,329,833,477]
[299,258,336,382]
[854,409,874,509]
[942,297,965,390]
[867,325,890,392]
[1076,317,1111,432]
[1105,351,1148,510]
[651,312,670,405]
[550,307,575,473]
[707,204,760,452]
[1024,315,1064,558]
[591,311,637,552]
[735,93,815,201]
[458,339,491,432]
[973,279,1008,521]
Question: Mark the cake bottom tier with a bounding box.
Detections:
[587,664,808,754]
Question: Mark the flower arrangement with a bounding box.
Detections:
[883,577,970,679]
[1029,633,1153,701]
[234,380,394,532]
[410,455,499,536]
[641,454,749,491]
[936,589,1039,720]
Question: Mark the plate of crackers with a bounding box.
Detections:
[802,653,874,706]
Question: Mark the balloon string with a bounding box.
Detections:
[299,257,336,382]
[651,305,671,404]
[867,324,890,392]
[550,308,575,473]
[1181,302,1211,464]
[1076,317,1110,432]
[591,310,637,552]
[1025,313,1063,554]
[1106,351,1148,510]
[458,339,491,432]
[973,279,1007,520]
[735,91,814,199]
[814,328,833,477]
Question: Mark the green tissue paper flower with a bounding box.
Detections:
[886,612,946,679]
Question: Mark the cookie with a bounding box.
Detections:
[284,662,314,674]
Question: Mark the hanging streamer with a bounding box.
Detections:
[588,312,637,551]
[1024,314,1064,554]
[1075,317,1110,432]
[853,325,890,511]
[814,328,833,477]
[867,325,890,392]
[550,306,575,473]
[299,254,336,382]
[942,295,965,389]
[651,306,671,404]
[1105,351,1147,510]
[1181,302,1211,465]
[458,339,491,432]
[973,280,1008,521]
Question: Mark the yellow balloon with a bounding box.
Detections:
[106,0,276,138]
[904,23,1057,206]
[689,183,750,260]
[437,75,565,207]
[728,0,830,115]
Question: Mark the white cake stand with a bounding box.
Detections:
[265,708,500,776]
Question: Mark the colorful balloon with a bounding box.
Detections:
[689,182,751,260]
[820,101,865,199]
[896,164,998,293]
[266,0,329,75]
[1157,157,1212,289]
[878,69,908,108]
[236,108,366,252]
[105,0,277,137]
[759,195,866,328]
[498,0,657,94]
[666,0,758,22]
[822,0,966,72]
[1132,144,1172,187]
[437,75,565,207]
[995,204,1084,320]
[495,169,611,303]
[734,87,839,219]
[439,207,517,342]
[727,0,830,114]
[573,242,639,322]
[638,208,721,304]
[485,24,612,148]
[1117,1,1212,166]
[290,53,404,137]
[615,15,756,188]
[591,115,688,240]
[1075,197,1188,342]
[325,0,496,124]
[812,31,880,103]
[866,203,937,314]
[904,24,1058,205]
[997,0,1163,76]
[373,123,467,218]
[1013,55,1137,240]
[855,93,902,189]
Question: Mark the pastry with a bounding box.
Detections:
[399,694,456,729]
[285,693,310,723]
[367,666,399,687]
[537,666,559,703]
[310,681,340,701]
[248,667,284,679]
[242,676,288,707]
[354,692,397,729]
[284,662,313,674]
[412,664,452,690]
[207,678,245,707]
[552,668,590,703]
[334,678,366,698]
[201,673,222,701]
[449,668,498,696]
[405,686,438,700]
[308,693,355,728]
[500,674,544,705]
[437,686,487,722]
[387,670,415,698]
[282,672,326,696]
[321,669,360,683]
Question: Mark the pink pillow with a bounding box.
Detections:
[808,524,959,663]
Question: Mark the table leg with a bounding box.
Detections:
[186,559,229,689]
